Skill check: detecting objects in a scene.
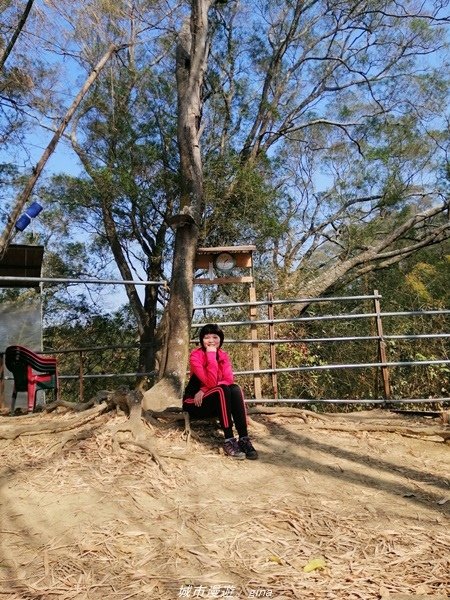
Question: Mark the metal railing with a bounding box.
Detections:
[192,290,449,405]
[1,291,448,407]
[0,275,166,408]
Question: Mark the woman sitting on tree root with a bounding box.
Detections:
[183,323,258,460]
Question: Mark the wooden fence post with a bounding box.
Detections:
[79,350,85,403]
[249,285,262,399]
[267,293,278,399]
[373,290,391,401]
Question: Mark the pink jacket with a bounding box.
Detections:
[188,347,234,395]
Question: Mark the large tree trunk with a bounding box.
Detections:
[143,0,212,411]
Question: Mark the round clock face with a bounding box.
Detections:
[214,252,236,272]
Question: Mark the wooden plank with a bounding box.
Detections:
[193,276,254,285]
[195,254,253,269]
[197,245,256,253]
[0,244,44,287]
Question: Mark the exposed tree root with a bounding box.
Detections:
[109,389,169,473]
[310,422,450,442]
[151,410,221,451]
[45,390,111,413]
[142,378,180,412]
[0,404,107,440]
[2,389,447,464]
[177,411,191,449]
[47,426,98,454]
[0,387,179,468]
[246,406,450,442]
[115,438,169,473]
[0,388,187,466]
[45,398,96,412]
[247,406,330,422]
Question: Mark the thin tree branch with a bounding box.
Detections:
[0,43,126,259]
[0,0,35,71]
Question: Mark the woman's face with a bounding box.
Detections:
[202,333,221,350]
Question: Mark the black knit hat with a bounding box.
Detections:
[199,323,225,348]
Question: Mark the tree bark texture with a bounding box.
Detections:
[143,0,212,411]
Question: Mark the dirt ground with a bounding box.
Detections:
[0,407,449,600]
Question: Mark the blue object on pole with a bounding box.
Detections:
[15,214,32,231]
[26,201,43,218]
[14,201,44,231]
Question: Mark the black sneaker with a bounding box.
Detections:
[238,436,258,460]
[223,438,246,460]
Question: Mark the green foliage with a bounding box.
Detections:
[203,153,285,246]
[379,242,450,310]
[45,307,140,401]
[1,0,449,403]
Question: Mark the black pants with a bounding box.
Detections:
[183,384,248,439]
